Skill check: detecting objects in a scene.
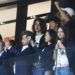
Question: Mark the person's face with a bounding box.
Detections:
[45,32,52,43]
[58,11,70,23]
[60,14,68,22]
[21,35,31,46]
[57,28,65,39]
[49,21,57,30]
[5,41,10,48]
[34,21,41,32]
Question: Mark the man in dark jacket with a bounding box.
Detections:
[15,31,35,75]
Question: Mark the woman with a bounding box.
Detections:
[53,27,74,75]
[43,29,57,75]
[32,18,47,49]
[32,18,47,75]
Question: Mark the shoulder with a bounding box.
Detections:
[49,44,55,49]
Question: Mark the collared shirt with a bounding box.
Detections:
[21,45,29,52]
[7,46,12,50]
[4,46,12,52]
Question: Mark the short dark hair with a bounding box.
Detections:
[9,40,15,46]
[20,31,34,40]
[47,13,60,23]
[32,18,47,34]
[21,31,33,36]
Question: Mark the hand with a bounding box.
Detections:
[54,1,59,6]
[30,40,35,47]
[54,1,63,14]
[58,40,65,49]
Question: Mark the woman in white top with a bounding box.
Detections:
[53,27,73,75]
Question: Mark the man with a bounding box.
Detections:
[55,1,75,74]
[15,31,35,75]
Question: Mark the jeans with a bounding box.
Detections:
[54,67,73,75]
[45,70,53,75]
[32,67,45,75]
[0,65,7,75]
[15,63,32,75]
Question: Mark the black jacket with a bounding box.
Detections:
[15,46,35,75]
[33,44,55,70]
[0,46,16,75]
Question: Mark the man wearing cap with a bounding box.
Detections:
[55,1,75,75]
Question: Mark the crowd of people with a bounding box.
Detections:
[0,1,75,75]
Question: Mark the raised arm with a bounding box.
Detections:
[54,1,66,16]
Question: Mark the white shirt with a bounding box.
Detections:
[0,46,12,56]
[4,46,12,52]
[4,46,12,50]
[0,51,4,56]
[35,33,43,47]
[21,45,29,52]
[55,41,69,67]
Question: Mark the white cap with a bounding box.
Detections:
[61,7,75,17]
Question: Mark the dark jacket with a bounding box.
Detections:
[0,46,16,75]
[34,34,46,51]
[64,18,75,73]
[33,44,55,70]
[66,43,75,74]
[15,46,35,75]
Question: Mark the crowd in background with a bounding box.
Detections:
[0,1,75,75]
